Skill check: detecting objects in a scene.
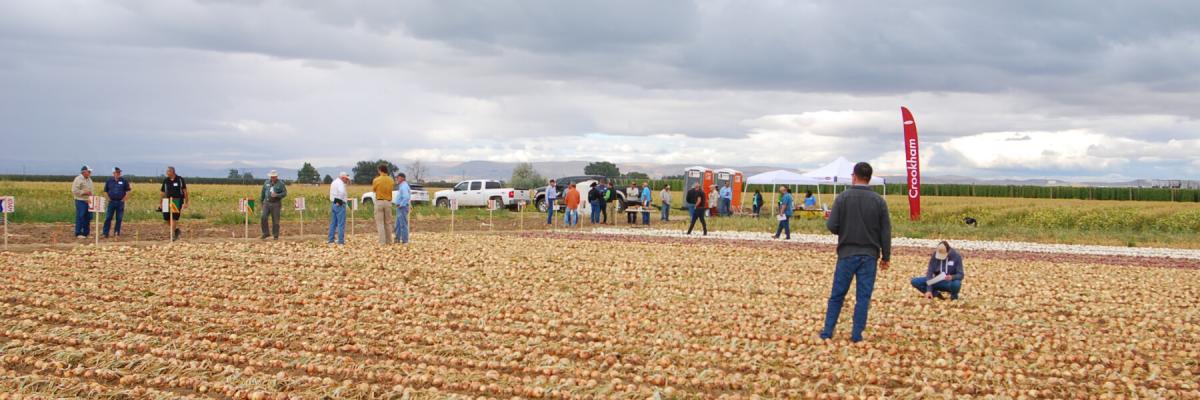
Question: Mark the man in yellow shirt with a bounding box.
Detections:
[371,164,395,244]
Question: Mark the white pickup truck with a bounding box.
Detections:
[434,179,531,210]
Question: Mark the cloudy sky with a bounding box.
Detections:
[2,0,1198,180]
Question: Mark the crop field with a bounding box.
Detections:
[2,233,1198,398]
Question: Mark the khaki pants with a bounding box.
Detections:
[374,201,392,244]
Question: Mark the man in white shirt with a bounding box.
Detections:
[544,179,557,225]
[327,172,350,245]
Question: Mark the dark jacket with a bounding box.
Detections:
[685,188,705,208]
[926,246,965,281]
[826,185,892,262]
[588,187,600,203]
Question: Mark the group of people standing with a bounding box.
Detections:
[71,165,188,241]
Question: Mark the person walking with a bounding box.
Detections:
[685,183,708,235]
[393,173,412,245]
[259,170,287,240]
[659,184,672,221]
[71,165,95,239]
[910,241,965,300]
[160,166,189,241]
[544,179,557,225]
[371,164,394,245]
[327,172,350,245]
[564,184,581,227]
[102,167,132,238]
[719,184,733,216]
[641,182,652,225]
[820,162,891,343]
[773,186,793,240]
[752,190,764,218]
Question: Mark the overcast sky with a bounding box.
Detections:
[2,0,1198,180]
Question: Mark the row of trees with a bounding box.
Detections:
[227,160,644,187]
[226,160,430,185]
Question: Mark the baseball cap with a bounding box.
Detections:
[113,167,122,173]
[934,242,950,260]
[80,165,92,172]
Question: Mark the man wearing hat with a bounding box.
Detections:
[327,172,350,245]
[71,165,95,239]
[910,241,965,300]
[102,167,132,238]
[260,170,288,240]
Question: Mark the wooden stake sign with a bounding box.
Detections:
[294,197,306,236]
[0,196,13,249]
[449,198,458,233]
[89,196,107,246]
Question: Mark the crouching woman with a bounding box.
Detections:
[910,241,964,300]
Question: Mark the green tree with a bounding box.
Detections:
[626,171,649,180]
[510,162,545,189]
[584,161,620,179]
[227,169,240,179]
[241,171,255,181]
[322,174,334,184]
[297,162,320,184]
[352,159,399,185]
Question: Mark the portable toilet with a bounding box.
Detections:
[714,168,744,210]
[683,166,713,199]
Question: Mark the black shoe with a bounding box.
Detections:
[933,292,945,300]
[772,235,779,239]
[102,234,109,239]
[260,235,269,240]
[173,228,181,241]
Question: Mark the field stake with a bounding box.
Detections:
[244,208,249,240]
[3,212,7,250]
[94,210,99,246]
[299,208,304,237]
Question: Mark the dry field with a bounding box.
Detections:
[1,232,1198,399]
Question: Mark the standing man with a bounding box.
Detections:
[598,181,610,224]
[641,182,652,225]
[371,164,394,245]
[393,173,412,245]
[160,166,189,241]
[71,165,95,239]
[773,186,793,240]
[659,184,672,221]
[544,179,557,225]
[587,182,601,224]
[259,170,288,240]
[820,162,892,343]
[102,167,132,238]
[327,172,350,245]
[564,183,580,227]
[720,184,733,216]
[685,183,707,235]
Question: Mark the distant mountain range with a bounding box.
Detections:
[0,158,1190,188]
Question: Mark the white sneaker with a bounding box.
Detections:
[76,235,86,239]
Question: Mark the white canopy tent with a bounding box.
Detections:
[744,170,822,214]
[799,157,886,208]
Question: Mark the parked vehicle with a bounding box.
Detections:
[360,183,429,205]
[533,175,629,213]
[434,180,530,210]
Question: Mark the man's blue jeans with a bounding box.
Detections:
[546,199,556,224]
[327,202,346,244]
[911,277,962,299]
[821,255,878,342]
[74,200,91,236]
[394,205,409,244]
[661,203,670,221]
[103,200,125,236]
[774,218,790,238]
[564,209,578,226]
[590,201,602,223]
[720,198,732,216]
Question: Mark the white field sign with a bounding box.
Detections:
[0,196,11,249]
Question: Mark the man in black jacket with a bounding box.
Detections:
[587,182,602,224]
[820,162,891,343]
[685,183,707,235]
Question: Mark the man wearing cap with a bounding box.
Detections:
[260,170,288,240]
[371,164,394,244]
[327,172,350,245]
[71,165,95,239]
[160,166,188,241]
[393,172,412,244]
[911,241,965,300]
[102,167,132,238]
